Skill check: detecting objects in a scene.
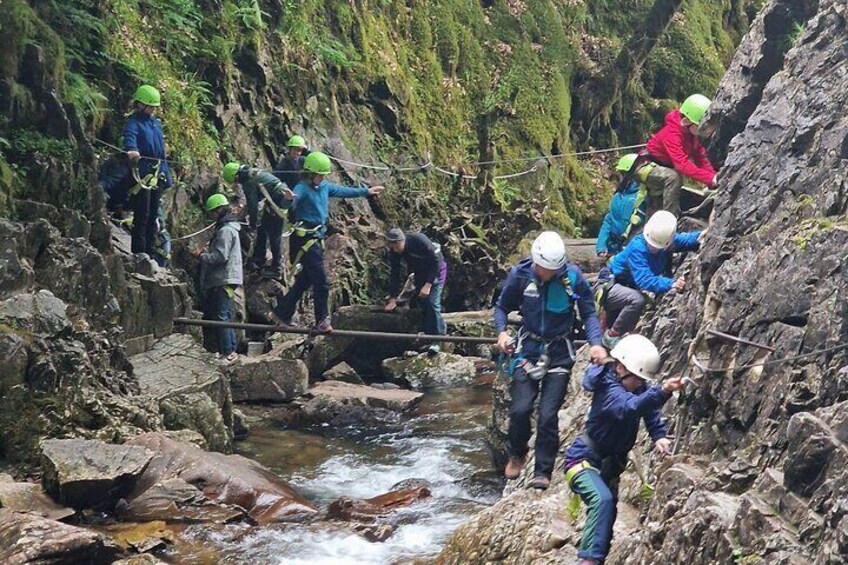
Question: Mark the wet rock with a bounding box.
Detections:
[322,361,365,385]
[381,352,479,390]
[225,355,308,402]
[0,475,75,521]
[327,487,431,522]
[0,508,120,564]
[306,381,423,413]
[40,438,153,511]
[390,478,433,492]
[352,522,396,542]
[244,277,285,323]
[111,555,168,565]
[0,290,70,336]
[124,433,318,524]
[232,408,250,440]
[103,520,174,554]
[130,334,233,452]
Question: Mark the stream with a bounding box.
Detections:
[160,386,499,564]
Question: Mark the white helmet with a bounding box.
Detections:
[643,210,678,249]
[531,231,567,270]
[610,334,661,381]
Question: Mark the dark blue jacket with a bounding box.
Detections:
[610,232,701,294]
[122,112,172,186]
[274,152,308,187]
[493,258,602,347]
[565,363,670,467]
[596,181,646,256]
[282,179,368,233]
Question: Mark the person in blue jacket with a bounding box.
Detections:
[270,152,384,333]
[564,334,684,565]
[603,211,703,347]
[494,231,608,490]
[123,85,173,257]
[596,154,648,260]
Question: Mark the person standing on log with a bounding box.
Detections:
[564,334,684,565]
[270,152,384,333]
[494,231,607,490]
[636,94,718,217]
[384,228,447,355]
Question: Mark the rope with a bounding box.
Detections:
[170,222,216,241]
[690,342,848,373]
[493,165,538,180]
[92,137,183,166]
[432,165,478,180]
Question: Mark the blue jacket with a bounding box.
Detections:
[282,179,368,232]
[596,181,646,256]
[122,112,172,186]
[610,232,701,294]
[493,258,602,347]
[565,363,670,467]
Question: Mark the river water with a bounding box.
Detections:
[162,386,499,564]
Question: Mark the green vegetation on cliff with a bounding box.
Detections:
[1,0,752,233]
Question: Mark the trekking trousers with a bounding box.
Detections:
[604,283,647,335]
[644,165,683,218]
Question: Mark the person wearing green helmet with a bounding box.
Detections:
[123,84,173,258]
[596,153,648,260]
[193,193,243,364]
[274,134,311,188]
[270,151,385,333]
[222,162,295,280]
[638,93,719,217]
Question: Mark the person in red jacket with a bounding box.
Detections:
[639,94,718,217]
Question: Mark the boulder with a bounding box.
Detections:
[40,439,153,510]
[225,355,309,402]
[124,433,318,524]
[382,351,479,390]
[0,290,70,336]
[327,486,431,522]
[130,334,234,452]
[322,361,365,385]
[282,381,424,427]
[0,508,120,564]
[0,475,74,521]
[111,555,168,565]
[0,219,34,299]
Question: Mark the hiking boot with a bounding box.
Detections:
[315,318,334,333]
[268,311,293,327]
[504,456,526,480]
[427,344,441,356]
[262,266,283,280]
[532,476,551,490]
[246,260,263,273]
[601,329,621,350]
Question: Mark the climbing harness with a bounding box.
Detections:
[130,162,162,195]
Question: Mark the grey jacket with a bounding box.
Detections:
[200,214,243,291]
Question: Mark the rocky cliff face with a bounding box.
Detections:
[440,0,848,562]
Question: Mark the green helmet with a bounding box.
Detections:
[303,152,332,175]
[205,193,229,212]
[287,135,307,148]
[133,85,161,107]
[222,162,241,183]
[680,94,711,125]
[616,153,639,172]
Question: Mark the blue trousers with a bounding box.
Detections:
[507,365,571,478]
[275,236,329,323]
[203,286,236,355]
[569,464,622,562]
[421,282,446,335]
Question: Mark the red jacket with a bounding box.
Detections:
[645,110,717,187]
